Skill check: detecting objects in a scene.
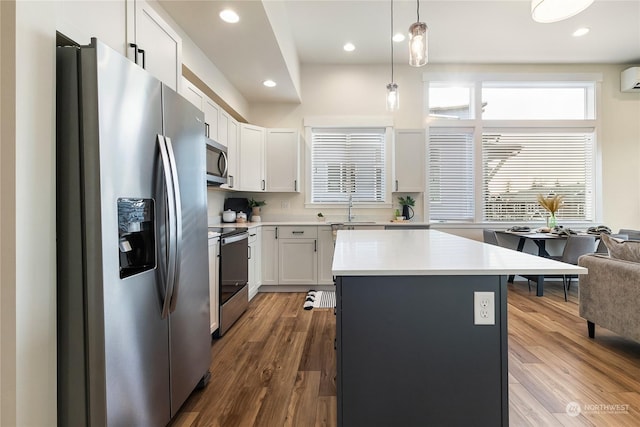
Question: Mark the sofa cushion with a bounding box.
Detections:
[601,233,640,263]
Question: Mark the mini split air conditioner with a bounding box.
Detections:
[621,67,640,92]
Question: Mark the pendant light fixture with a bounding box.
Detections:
[531,0,594,23]
[408,0,428,67]
[386,0,399,111]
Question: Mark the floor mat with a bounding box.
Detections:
[303,290,336,310]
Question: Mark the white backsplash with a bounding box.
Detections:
[208,189,424,224]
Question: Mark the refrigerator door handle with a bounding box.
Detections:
[157,134,177,319]
[165,136,183,313]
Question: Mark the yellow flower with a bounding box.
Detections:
[537,194,564,214]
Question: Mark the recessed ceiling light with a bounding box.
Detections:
[572,27,590,37]
[343,43,355,52]
[263,80,277,88]
[219,9,239,23]
[392,33,405,42]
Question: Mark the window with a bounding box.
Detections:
[428,129,474,221]
[482,83,594,120]
[310,128,386,203]
[428,84,474,119]
[425,74,599,223]
[482,131,594,221]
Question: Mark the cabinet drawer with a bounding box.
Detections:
[278,226,318,239]
[248,230,258,244]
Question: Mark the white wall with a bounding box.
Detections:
[0,1,58,425]
[0,2,17,424]
[245,63,640,234]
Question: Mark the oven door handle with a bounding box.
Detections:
[221,232,249,246]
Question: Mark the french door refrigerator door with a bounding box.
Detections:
[161,85,211,414]
[59,39,171,427]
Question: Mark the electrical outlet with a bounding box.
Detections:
[474,291,495,325]
[281,201,290,209]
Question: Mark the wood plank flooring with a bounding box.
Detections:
[171,282,640,427]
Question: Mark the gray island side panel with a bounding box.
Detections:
[336,275,508,427]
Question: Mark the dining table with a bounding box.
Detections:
[496,229,595,296]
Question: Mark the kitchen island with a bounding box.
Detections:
[332,229,587,427]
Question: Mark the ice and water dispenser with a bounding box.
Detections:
[118,198,156,278]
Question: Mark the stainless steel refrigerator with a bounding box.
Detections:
[56,38,211,426]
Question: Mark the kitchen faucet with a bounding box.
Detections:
[348,194,355,222]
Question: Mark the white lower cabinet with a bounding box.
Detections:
[278,226,318,285]
[248,228,262,300]
[279,239,318,285]
[259,225,335,286]
[208,236,220,335]
[261,226,279,286]
[317,226,335,285]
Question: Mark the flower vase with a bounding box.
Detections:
[252,206,261,217]
[547,213,557,228]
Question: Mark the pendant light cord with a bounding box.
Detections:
[416,0,420,22]
[390,0,394,82]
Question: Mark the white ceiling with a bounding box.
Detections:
[159,0,640,104]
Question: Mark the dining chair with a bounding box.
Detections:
[483,229,499,246]
[550,234,597,301]
[618,229,640,241]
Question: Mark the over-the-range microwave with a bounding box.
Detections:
[206,139,228,186]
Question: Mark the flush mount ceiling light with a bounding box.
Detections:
[531,0,594,23]
[219,9,240,23]
[572,27,590,37]
[263,80,277,88]
[392,33,405,43]
[343,42,356,52]
[386,0,399,111]
[408,0,428,67]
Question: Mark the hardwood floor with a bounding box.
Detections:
[171,282,640,427]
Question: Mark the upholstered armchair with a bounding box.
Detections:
[578,247,640,343]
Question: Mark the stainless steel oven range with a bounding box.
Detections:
[211,227,249,336]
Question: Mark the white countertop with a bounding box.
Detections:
[212,220,430,227]
[332,229,588,276]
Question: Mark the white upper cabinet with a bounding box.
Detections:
[127,0,182,92]
[239,124,266,192]
[266,129,300,192]
[218,109,230,147]
[222,118,240,190]
[393,129,425,193]
[203,98,220,142]
[181,77,204,110]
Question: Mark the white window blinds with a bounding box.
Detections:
[428,129,474,221]
[311,128,386,203]
[482,131,594,221]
